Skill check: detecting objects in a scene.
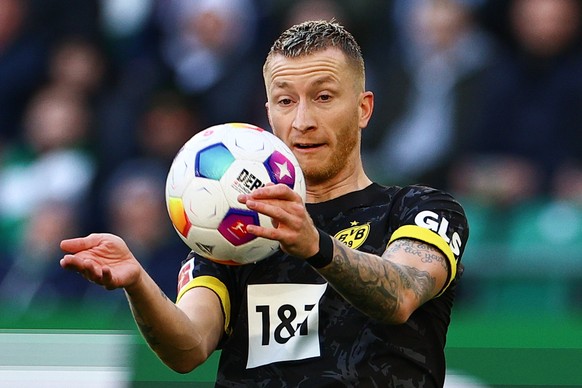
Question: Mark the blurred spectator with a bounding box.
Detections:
[451,0,582,206]
[362,0,492,190]
[0,0,49,143]
[0,199,89,317]
[47,36,107,99]
[154,0,265,126]
[0,85,96,251]
[136,89,204,168]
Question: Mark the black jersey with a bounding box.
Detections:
[177,183,469,387]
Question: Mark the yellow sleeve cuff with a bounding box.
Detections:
[176,275,231,334]
[389,225,457,296]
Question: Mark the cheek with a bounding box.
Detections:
[270,126,291,149]
[269,113,291,139]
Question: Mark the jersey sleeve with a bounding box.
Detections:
[388,185,469,296]
[176,253,235,335]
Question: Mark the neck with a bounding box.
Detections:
[305,168,372,203]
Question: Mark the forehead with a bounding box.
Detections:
[265,48,354,88]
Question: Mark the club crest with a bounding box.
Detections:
[334,222,370,249]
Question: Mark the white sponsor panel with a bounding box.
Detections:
[246,283,327,369]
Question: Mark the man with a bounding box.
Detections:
[60,20,469,387]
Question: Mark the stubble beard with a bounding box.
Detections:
[302,126,359,186]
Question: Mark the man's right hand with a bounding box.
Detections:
[60,233,142,290]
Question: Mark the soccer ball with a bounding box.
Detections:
[165,123,306,265]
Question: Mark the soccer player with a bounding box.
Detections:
[60,20,469,387]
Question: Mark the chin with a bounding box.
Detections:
[302,165,335,185]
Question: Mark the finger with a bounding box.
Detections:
[60,254,85,271]
[247,197,306,227]
[249,183,298,201]
[60,234,103,253]
[61,255,99,283]
[101,266,117,290]
[245,198,287,221]
[83,259,105,284]
[245,223,278,240]
[238,185,300,207]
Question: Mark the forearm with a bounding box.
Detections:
[124,270,210,373]
[59,234,218,372]
[316,238,437,324]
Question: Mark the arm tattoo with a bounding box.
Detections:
[318,238,439,323]
[396,239,449,272]
[130,287,171,348]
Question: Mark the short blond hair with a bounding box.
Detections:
[263,20,366,89]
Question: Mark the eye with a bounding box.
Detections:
[317,93,332,102]
[278,98,293,106]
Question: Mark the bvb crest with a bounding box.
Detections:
[334,222,370,249]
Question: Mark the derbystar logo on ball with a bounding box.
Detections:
[233,168,265,193]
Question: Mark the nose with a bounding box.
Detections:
[292,100,316,133]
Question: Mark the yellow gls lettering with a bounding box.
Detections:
[334,222,370,249]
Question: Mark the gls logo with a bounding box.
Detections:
[414,211,462,256]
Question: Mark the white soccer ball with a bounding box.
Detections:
[165,122,306,265]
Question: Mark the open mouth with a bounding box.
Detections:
[294,143,322,149]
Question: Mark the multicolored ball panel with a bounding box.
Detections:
[196,144,235,180]
[166,196,191,237]
[217,209,260,246]
[265,150,296,188]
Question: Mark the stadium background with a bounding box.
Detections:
[1,0,581,386]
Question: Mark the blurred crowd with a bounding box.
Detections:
[1,0,582,317]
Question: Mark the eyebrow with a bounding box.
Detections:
[273,80,289,89]
[273,75,337,90]
[312,75,336,87]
